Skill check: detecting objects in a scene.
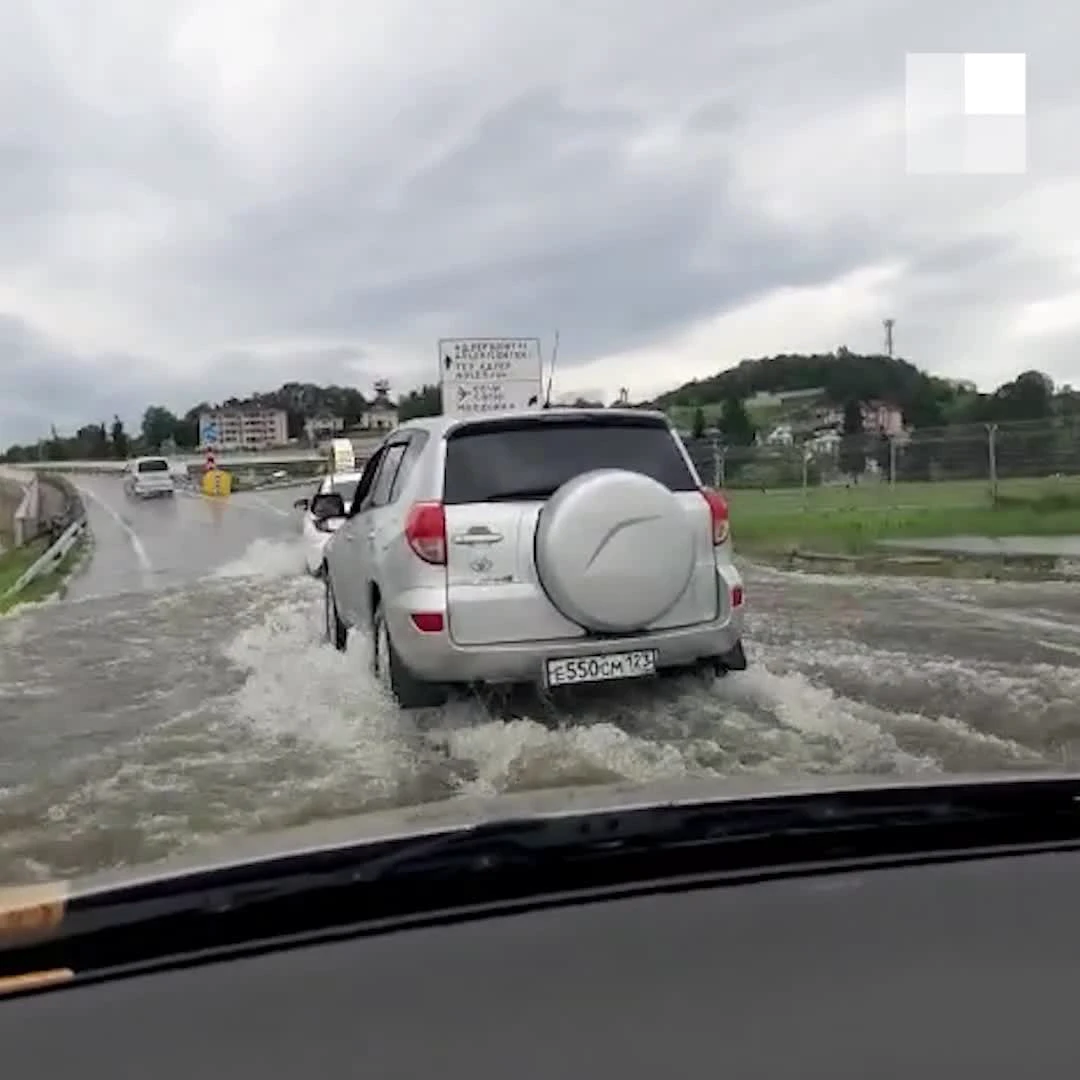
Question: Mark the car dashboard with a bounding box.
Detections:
[2,847,1078,1078]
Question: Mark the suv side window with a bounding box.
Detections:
[388,431,429,504]
[368,442,408,508]
[346,447,387,518]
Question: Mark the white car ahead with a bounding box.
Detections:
[123,456,176,498]
[294,471,363,576]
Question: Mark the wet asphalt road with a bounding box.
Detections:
[2,474,1080,884]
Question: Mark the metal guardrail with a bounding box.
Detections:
[2,471,88,603]
[2,517,87,600]
[7,435,389,473]
[18,449,325,471]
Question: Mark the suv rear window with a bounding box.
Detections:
[442,415,697,505]
[136,459,169,473]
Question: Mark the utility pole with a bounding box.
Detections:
[883,318,895,357]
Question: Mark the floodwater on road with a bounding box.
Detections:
[880,535,1080,557]
[2,474,1080,884]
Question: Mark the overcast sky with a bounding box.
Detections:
[1,1,1077,444]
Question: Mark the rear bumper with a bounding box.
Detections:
[386,562,746,686]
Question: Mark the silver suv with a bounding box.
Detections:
[317,408,747,708]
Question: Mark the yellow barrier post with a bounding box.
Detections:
[201,468,232,497]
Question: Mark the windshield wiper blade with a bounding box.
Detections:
[482,487,555,501]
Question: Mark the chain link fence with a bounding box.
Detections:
[683,418,1080,508]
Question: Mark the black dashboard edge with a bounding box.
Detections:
[4,833,1080,1002]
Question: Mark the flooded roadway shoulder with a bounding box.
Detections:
[746,539,1080,583]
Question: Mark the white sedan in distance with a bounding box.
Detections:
[294,471,364,576]
[123,456,177,499]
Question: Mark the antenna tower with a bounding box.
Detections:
[883,318,895,357]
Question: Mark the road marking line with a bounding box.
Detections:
[1036,639,1080,659]
[245,494,291,518]
[179,487,292,518]
[77,486,153,576]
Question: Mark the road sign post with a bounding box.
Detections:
[438,337,543,419]
[197,419,231,495]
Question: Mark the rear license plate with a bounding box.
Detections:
[545,650,658,688]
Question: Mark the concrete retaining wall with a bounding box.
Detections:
[13,474,42,545]
[0,467,49,548]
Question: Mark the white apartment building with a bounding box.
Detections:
[199,407,289,451]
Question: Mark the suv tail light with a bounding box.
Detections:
[700,487,730,545]
[404,501,446,564]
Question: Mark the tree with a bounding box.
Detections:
[655,350,930,416]
[718,395,754,446]
[903,376,948,428]
[691,406,706,439]
[397,384,441,421]
[110,416,129,460]
[838,399,865,479]
[142,405,179,451]
[8,365,1079,466]
[991,370,1053,422]
[174,408,200,450]
[44,424,68,461]
[72,423,109,459]
[91,423,109,458]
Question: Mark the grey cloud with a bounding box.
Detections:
[2,0,1080,446]
[0,317,157,441]
[0,320,384,446]
[212,347,377,396]
[900,241,1072,318]
[192,85,887,363]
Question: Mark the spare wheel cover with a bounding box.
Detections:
[535,469,695,632]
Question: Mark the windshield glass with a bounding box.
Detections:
[0,4,1076,911]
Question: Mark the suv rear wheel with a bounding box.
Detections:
[372,602,448,709]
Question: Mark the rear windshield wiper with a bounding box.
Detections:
[480,487,556,502]
[6,777,1080,985]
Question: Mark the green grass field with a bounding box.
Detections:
[0,535,50,608]
[0,533,87,614]
[728,475,1080,555]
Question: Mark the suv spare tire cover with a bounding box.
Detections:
[535,469,696,633]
